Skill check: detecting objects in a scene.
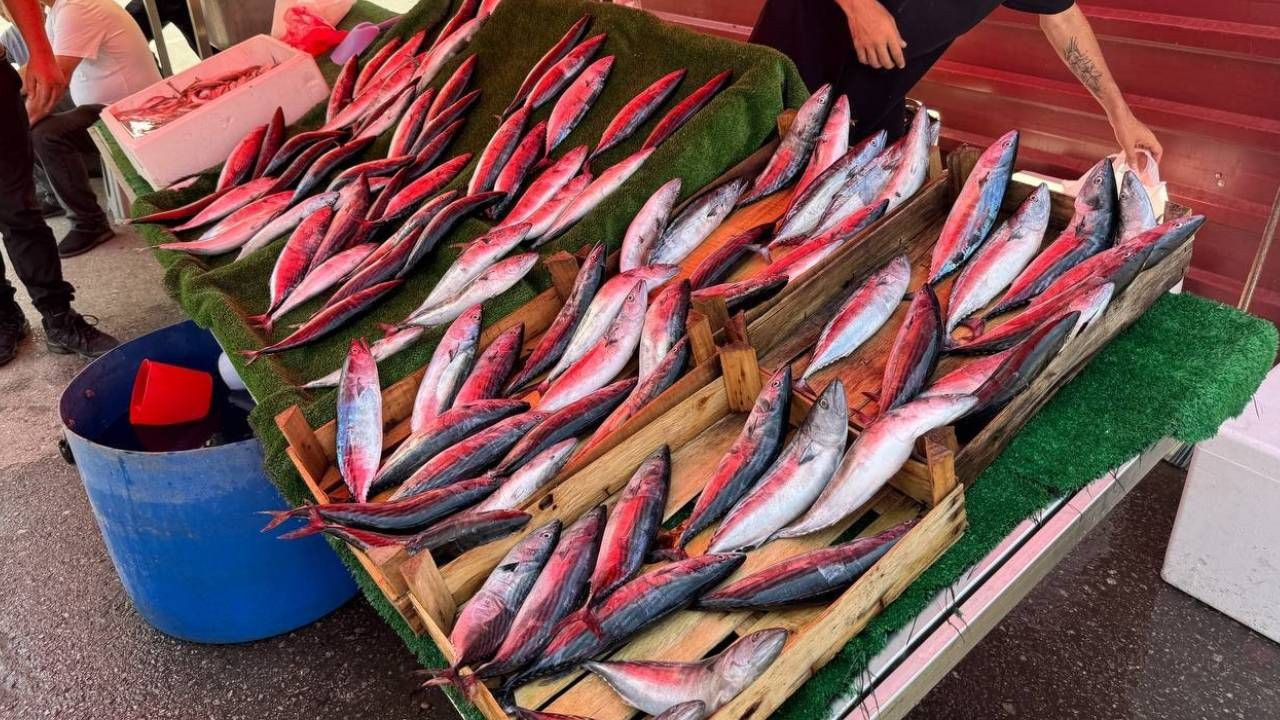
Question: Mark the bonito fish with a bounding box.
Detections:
[410,306,481,433]
[877,284,942,414]
[802,255,909,383]
[589,446,670,602]
[927,129,1018,282]
[620,178,681,272]
[648,178,746,266]
[336,339,382,503]
[738,84,833,206]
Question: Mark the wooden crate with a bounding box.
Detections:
[748,146,1196,483]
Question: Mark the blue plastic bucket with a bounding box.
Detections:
[59,321,357,643]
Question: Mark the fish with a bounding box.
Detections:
[538,147,653,244]
[365,168,407,222]
[507,243,606,394]
[352,36,403,97]
[491,121,547,217]
[427,54,477,121]
[354,86,416,141]
[793,93,850,198]
[268,137,340,194]
[405,253,538,328]
[262,129,346,178]
[574,337,688,461]
[776,394,979,539]
[759,201,888,283]
[687,223,771,290]
[648,177,747,266]
[327,56,358,125]
[802,255,910,384]
[477,0,503,21]
[379,153,472,223]
[261,206,334,318]
[525,173,592,244]
[128,188,228,226]
[591,68,686,161]
[546,55,615,154]
[216,122,266,191]
[702,522,914,609]
[454,323,524,406]
[539,282,647,413]
[504,15,592,115]
[410,306,482,433]
[241,280,402,363]
[412,88,482,156]
[988,158,1117,316]
[328,56,417,132]
[709,380,849,553]
[504,553,745,688]
[638,280,689,382]
[1039,214,1204,302]
[945,183,1052,333]
[1117,169,1157,242]
[878,284,942,414]
[643,69,732,150]
[501,145,588,229]
[328,192,458,306]
[680,366,792,547]
[328,155,414,192]
[366,34,424,95]
[249,244,377,333]
[738,84,833,206]
[336,339,382,503]
[949,278,1114,354]
[472,438,577,513]
[427,0,478,54]
[373,399,529,492]
[405,509,531,555]
[421,223,531,310]
[387,88,437,160]
[157,191,293,256]
[424,519,560,691]
[583,628,788,715]
[620,178,682,272]
[308,175,372,273]
[691,274,788,313]
[252,107,286,179]
[773,131,888,246]
[470,105,531,195]
[524,33,607,111]
[928,130,1019,282]
[871,104,932,212]
[304,325,427,389]
[401,190,506,276]
[291,136,378,202]
[654,701,708,720]
[173,177,277,231]
[391,411,549,500]
[497,379,636,475]
[276,518,408,551]
[262,475,501,534]
[476,507,604,678]
[810,146,900,237]
[416,18,481,91]
[590,445,670,603]
[409,119,465,177]
[547,264,679,382]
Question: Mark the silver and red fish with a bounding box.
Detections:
[590,445,670,602]
[1117,169,1157,242]
[575,337,688,461]
[327,57,358,125]
[802,254,910,383]
[472,438,577,513]
[583,628,788,715]
[352,35,403,97]
[945,183,1051,333]
[691,274,788,313]
[427,53,477,122]
[416,18,481,91]
[291,136,378,202]
[355,86,416,141]
[870,104,932,212]
[497,379,636,475]
[252,107,286,179]
[328,57,417,132]
[329,192,458,307]
[524,33,607,111]
[387,87,437,160]
[157,191,293,256]
[504,15,592,116]
[525,172,592,240]
[426,0,477,55]
[648,177,746,266]
[391,411,549,500]
[1037,213,1203,302]
[546,55,614,155]
[793,93,850,198]
[709,379,848,553]
[374,398,529,492]
[412,88,481,155]
[261,128,344,178]
[506,243,605,394]
[642,69,732,150]
[174,176,277,231]
[470,105,531,195]
[772,130,887,246]
[454,323,523,406]
[400,190,506,276]
[591,68,686,161]
[877,284,943,414]
[500,145,588,230]
[538,147,653,243]
[328,155,414,191]
[261,205,334,320]
[679,366,792,547]
[654,701,708,720]
[738,83,833,206]
[687,223,770,290]
[308,175,371,273]
[241,280,402,363]
[304,325,427,389]
[948,278,1114,354]
[216,122,266,191]
[379,152,472,223]
[249,243,377,334]
[405,253,538,328]
[538,281,647,413]
[410,305,482,433]
[269,137,340,193]
[927,129,1019,282]
[491,121,547,217]
[759,200,888,283]
[336,339,382,503]
[702,522,914,609]
[405,508,532,555]
[263,475,500,534]
[638,280,689,382]
[420,223,530,310]
[620,178,682,272]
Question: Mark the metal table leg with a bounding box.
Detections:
[142,0,173,76]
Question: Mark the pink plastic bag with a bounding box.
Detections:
[273,0,356,54]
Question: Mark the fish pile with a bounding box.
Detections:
[137,11,732,368]
[114,65,267,136]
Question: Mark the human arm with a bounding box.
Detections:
[834,0,907,70]
[1038,3,1163,168]
[1,0,66,122]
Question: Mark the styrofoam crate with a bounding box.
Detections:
[102,34,329,190]
[1163,363,1280,642]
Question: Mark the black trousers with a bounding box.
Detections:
[749,0,948,143]
[0,63,75,316]
[31,104,111,234]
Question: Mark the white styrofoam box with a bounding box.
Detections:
[1163,363,1280,642]
[101,34,329,190]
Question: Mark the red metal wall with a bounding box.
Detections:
[633,0,1280,324]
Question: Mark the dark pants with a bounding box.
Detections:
[749,0,948,143]
[0,63,75,316]
[30,104,111,234]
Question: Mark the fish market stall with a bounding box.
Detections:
[92,0,1278,718]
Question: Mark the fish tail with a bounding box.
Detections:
[959,316,986,338]
[257,507,304,532]
[239,349,264,365]
[744,243,773,263]
[246,313,274,333]
[418,666,464,692]
[794,375,816,396]
[276,507,325,539]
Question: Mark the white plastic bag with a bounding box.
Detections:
[1061,150,1167,220]
[271,0,356,39]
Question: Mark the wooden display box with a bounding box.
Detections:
[747,146,1196,483]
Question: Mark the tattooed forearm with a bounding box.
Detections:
[1064,37,1103,95]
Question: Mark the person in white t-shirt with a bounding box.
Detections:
[23,0,161,257]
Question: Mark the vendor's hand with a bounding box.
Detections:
[841,0,907,69]
[23,51,67,124]
[1111,111,1164,171]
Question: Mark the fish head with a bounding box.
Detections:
[985,129,1020,171]
[1018,183,1053,230]
[1118,170,1149,210]
[1072,158,1118,238]
[711,628,789,690]
[511,519,562,564]
[806,380,851,445]
[1142,214,1205,270]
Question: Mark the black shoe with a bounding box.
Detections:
[58,227,114,258]
[0,311,30,367]
[43,310,118,359]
